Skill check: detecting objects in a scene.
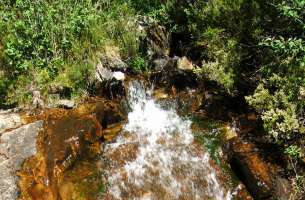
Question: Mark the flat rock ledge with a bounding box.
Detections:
[0,121,43,200]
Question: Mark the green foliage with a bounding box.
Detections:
[246,0,305,150]
[0,0,141,105]
[246,84,303,142]
[285,145,303,159]
[194,27,238,91]
[159,0,244,90]
[129,0,163,15]
[129,56,148,72]
[152,0,304,159]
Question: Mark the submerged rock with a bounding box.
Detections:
[0,121,43,200]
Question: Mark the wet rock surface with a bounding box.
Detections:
[0,121,43,200]
[16,100,125,200]
[0,77,294,200]
[228,137,292,200]
[103,81,232,200]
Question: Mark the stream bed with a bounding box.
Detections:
[101,81,246,199]
[11,80,252,200]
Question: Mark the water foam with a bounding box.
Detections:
[104,81,231,200]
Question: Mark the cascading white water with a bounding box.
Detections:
[104,81,231,200]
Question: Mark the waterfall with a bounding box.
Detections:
[104,81,231,200]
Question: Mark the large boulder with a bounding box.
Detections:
[0,121,43,200]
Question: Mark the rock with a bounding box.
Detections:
[175,89,203,113]
[152,58,169,71]
[274,177,292,200]
[96,62,114,82]
[229,139,273,199]
[59,181,75,200]
[17,101,125,199]
[0,156,18,200]
[95,63,126,99]
[56,99,75,109]
[141,23,170,59]
[32,90,44,108]
[229,138,292,200]
[0,121,43,200]
[223,125,238,140]
[153,89,169,100]
[99,46,127,71]
[231,183,253,200]
[112,71,125,81]
[96,63,126,82]
[101,80,126,99]
[177,56,194,70]
[150,63,198,91]
[103,122,124,141]
[58,160,103,200]
[0,112,22,134]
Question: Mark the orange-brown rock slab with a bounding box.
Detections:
[18,100,125,200]
[229,138,291,199]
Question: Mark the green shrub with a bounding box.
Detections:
[194,28,238,91]
[129,56,148,72]
[246,0,305,157]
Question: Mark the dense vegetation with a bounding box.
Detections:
[0,0,141,105]
[0,0,304,196]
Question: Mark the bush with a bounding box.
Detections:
[194,27,238,91]
[129,56,148,72]
[246,0,305,158]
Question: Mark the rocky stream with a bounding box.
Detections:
[0,76,292,200]
[0,21,294,200]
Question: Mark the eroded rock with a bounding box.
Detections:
[95,62,126,99]
[143,23,171,59]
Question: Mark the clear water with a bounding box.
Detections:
[103,81,231,200]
